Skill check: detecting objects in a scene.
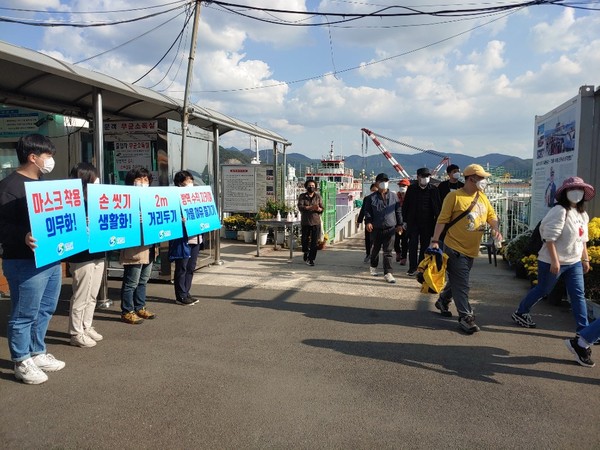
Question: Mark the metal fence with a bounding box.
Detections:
[487,192,532,243]
[319,180,337,242]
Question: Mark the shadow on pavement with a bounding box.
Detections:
[303,338,600,386]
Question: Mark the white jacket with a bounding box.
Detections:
[538,205,589,265]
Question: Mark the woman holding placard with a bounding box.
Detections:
[119,167,157,325]
[66,162,106,347]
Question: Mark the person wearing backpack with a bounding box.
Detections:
[512,176,595,331]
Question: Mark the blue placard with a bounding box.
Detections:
[140,187,184,245]
[24,179,89,268]
[177,186,221,235]
[87,184,141,252]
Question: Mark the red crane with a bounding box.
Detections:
[361,128,450,178]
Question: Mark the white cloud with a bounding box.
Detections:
[532,9,579,53]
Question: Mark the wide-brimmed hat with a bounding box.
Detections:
[463,164,490,178]
[397,178,410,186]
[375,172,390,182]
[555,176,595,201]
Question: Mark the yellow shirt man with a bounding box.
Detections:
[438,188,497,258]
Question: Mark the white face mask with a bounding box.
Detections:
[35,156,55,174]
[452,172,461,180]
[475,179,488,191]
[183,182,194,187]
[398,186,407,194]
[134,181,149,187]
[93,178,100,184]
[420,177,430,186]
[567,189,584,204]
[378,181,389,190]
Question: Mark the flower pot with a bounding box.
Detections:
[225,229,237,240]
[275,232,285,245]
[237,231,244,241]
[586,299,600,321]
[259,232,268,246]
[243,230,255,243]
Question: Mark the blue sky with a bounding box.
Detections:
[1,0,599,163]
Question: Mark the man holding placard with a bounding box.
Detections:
[0,134,66,385]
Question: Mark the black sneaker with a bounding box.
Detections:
[309,261,315,266]
[407,270,417,277]
[459,315,480,334]
[565,338,595,367]
[512,311,536,328]
[434,298,452,317]
[176,296,198,306]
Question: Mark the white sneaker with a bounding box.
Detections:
[384,273,396,284]
[370,267,379,276]
[31,353,66,372]
[85,327,103,341]
[70,334,97,348]
[14,358,48,385]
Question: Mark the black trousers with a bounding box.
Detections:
[370,227,395,275]
[365,230,372,256]
[301,224,320,262]
[408,222,435,272]
[394,231,408,258]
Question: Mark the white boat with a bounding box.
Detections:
[303,142,363,212]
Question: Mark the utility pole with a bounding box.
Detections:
[181,0,201,170]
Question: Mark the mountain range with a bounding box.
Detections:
[220,147,533,179]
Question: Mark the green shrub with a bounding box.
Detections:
[504,230,533,267]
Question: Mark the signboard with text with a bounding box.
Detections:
[222,165,275,213]
[87,184,141,252]
[139,187,183,245]
[177,186,221,235]
[25,179,88,267]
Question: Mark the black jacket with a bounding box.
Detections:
[402,183,441,226]
[437,179,465,203]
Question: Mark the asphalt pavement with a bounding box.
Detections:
[1,234,599,449]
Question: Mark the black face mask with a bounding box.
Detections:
[307,187,315,193]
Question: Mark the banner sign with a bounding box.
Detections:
[177,186,221,235]
[87,184,141,252]
[140,187,184,245]
[25,179,88,267]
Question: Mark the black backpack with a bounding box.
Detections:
[524,220,543,256]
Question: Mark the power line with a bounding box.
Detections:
[0,3,188,27]
[132,5,195,84]
[186,8,520,94]
[74,9,187,64]
[0,1,190,15]
[146,5,194,89]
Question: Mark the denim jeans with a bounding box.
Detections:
[579,316,600,346]
[173,243,200,301]
[120,262,153,313]
[3,259,62,362]
[516,260,588,332]
[439,246,474,318]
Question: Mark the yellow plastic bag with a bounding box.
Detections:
[416,252,448,294]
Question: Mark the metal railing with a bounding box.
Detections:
[486,192,532,243]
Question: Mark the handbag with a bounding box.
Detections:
[439,191,480,241]
[168,237,191,261]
